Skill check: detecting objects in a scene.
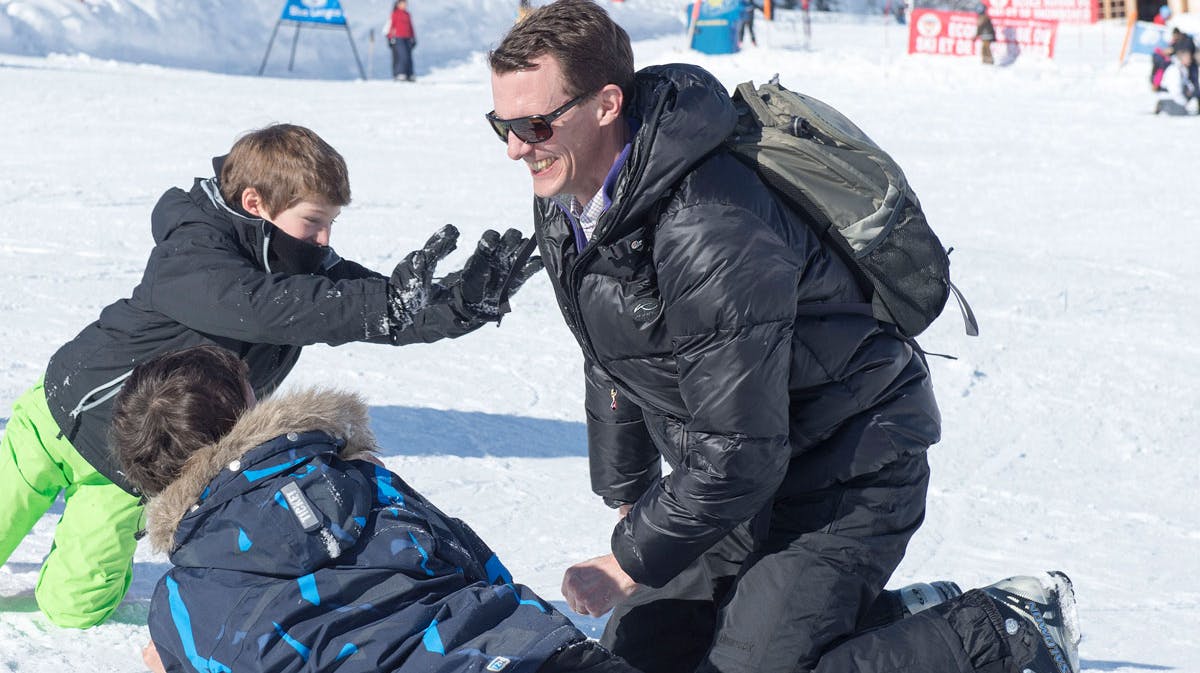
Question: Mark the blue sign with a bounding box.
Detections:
[1128,21,1171,57]
[281,0,347,25]
[686,0,742,55]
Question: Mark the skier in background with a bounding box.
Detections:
[976,3,996,65]
[388,0,417,81]
[738,0,758,47]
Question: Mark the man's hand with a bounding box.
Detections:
[387,226,542,344]
[561,553,637,617]
[448,228,542,321]
[142,642,166,673]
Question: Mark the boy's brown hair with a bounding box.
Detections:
[110,345,251,497]
[219,123,351,216]
[489,0,635,99]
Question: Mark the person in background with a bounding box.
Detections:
[519,0,534,22]
[388,0,417,82]
[1152,3,1170,25]
[738,0,758,47]
[0,122,538,629]
[1154,46,1198,115]
[1168,28,1199,100]
[976,3,995,65]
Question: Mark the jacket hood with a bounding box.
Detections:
[145,388,378,555]
[606,64,738,234]
[149,155,266,250]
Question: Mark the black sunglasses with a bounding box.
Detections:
[485,95,586,144]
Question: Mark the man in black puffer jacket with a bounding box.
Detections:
[484,3,1076,673]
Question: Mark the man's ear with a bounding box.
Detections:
[241,187,271,220]
[596,83,625,127]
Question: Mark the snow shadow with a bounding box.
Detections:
[1080,662,1175,671]
[368,406,587,458]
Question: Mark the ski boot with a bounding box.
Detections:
[982,571,1080,673]
[898,579,963,615]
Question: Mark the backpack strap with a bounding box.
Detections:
[949,281,979,337]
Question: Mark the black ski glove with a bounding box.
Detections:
[441,228,543,323]
[387,226,542,345]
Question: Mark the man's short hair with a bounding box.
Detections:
[110,345,251,497]
[219,123,351,216]
[489,0,635,100]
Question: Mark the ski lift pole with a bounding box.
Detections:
[368,28,376,79]
[258,19,284,76]
[288,22,302,72]
[343,20,367,80]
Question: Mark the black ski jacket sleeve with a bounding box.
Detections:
[146,222,392,346]
[609,199,798,587]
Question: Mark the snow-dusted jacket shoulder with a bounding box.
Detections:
[43,161,390,493]
[533,64,941,587]
[146,389,582,673]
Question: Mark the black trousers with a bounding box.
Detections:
[601,453,930,673]
[390,38,413,79]
[814,589,1014,673]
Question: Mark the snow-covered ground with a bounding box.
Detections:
[2,0,1198,671]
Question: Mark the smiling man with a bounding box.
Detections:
[486,3,1079,673]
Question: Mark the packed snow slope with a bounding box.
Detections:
[1,1,1198,672]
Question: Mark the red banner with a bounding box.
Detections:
[908,9,1058,59]
[984,0,1096,24]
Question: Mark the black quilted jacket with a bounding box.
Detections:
[532,64,942,587]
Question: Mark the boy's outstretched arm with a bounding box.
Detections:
[144,223,538,348]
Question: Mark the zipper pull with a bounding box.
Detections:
[610,388,618,411]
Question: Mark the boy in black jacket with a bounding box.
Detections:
[0,123,540,628]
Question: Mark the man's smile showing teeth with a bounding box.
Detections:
[529,157,556,174]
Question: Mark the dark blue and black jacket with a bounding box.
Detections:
[144,388,583,673]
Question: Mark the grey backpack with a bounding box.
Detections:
[726,77,978,338]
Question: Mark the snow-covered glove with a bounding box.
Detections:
[387,226,542,345]
[388,225,467,344]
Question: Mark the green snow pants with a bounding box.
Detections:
[0,379,143,628]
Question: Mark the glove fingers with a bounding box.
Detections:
[499,228,524,253]
[505,255,544,295]
[423,225,460,263]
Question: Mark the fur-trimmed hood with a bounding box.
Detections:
[142,388,588,673]
[145,387,378,554]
